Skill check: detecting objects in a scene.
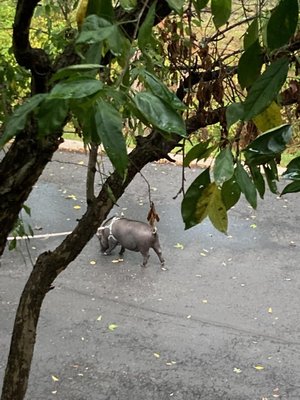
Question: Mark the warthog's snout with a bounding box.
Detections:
[96,217,165,268]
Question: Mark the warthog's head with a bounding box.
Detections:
[96,226,109,253]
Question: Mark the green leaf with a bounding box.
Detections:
[226,102,244,129]
[71,102,100,144]
[133,91,187,136]
[238,40,264,89]
[282,156,300,180]
[9,238,17,251]
[0,94,46,148]
[94,99,128,176]
[181,168,211,229]
[37,99,69,136]
[22,204,31,216]
[243,57,289,121]
[166,0,185,15]
[49,78,103,99]
[120,0,137,11]
[263,163,278,194]
[138,1,156,51]
[213,147,234,185]
[51,64,103,82]
[143,71,186,111]
[235,162,257,209]
[249,165,265,199]
[193,0,209,14]
[76,15,114,45]
[107,25,128,56]
[281,180,300,195]
[267,0,299,51]
[183,140,211,167]
[244,18,258,50]
[221,176,241,210]
[86,0,114,22]
[244,124,292,165]
[211,0,232,29]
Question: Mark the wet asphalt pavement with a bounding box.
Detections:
[0,148,300,400]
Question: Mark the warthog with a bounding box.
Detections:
[96,217,165,267]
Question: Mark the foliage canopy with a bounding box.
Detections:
[1,0,300,236]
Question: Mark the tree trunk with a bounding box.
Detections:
[0,135,61,256]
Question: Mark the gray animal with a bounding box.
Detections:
[96,217,165,267]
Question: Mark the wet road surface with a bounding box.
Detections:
[1,149,300,400]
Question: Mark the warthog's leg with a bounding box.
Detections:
[104,237,118,255]
[153,246,165,266]
[119,246,125,256]
[141,251,150,267]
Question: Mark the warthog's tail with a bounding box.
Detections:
[152,226,157,235]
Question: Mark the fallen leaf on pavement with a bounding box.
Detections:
[66,194,77,200]
[51,375,59,382]
[254,365,264,371]
[108,323,118,331]
[174,243,184,249]
[233,367,242,374]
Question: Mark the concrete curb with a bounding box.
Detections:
[59,139,286,174]
[58,139,213,169]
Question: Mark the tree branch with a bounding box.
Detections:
[13,0,51,93]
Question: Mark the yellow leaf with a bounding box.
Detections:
[66,194,77,200]
[174,243,184,249]
[97,315,102,321]
[51,375,59,382]
[202,299,208,304]
[250,224,257,229]
[78,161,85,165]
[200,252,207,257]
[112,259,124,263]
[108,323,118,331]
[73,205,81,209]
[253,101,283,132]
[268,307,273,314]
[254,365,264,371]
[76,0,88,28]
[195,183,228,234]
[153,352,160,358]
[233,367,242,374]
[90,260,96,265]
